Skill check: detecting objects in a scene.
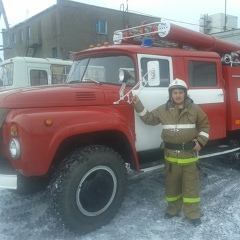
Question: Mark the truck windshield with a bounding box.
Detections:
[66,55,136,86]
[0,62,13,86]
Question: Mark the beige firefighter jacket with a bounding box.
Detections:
[134,97,210,164]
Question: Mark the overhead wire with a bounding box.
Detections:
[128,9,239,32]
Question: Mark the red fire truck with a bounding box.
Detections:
[0,19,240,233]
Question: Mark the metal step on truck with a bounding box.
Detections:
[0,19,240,234]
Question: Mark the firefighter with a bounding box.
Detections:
[132,78,210,226]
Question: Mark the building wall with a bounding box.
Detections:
[199,13,238,34]
[2,5,59,59]
[211,29,240,45]
[199,12,240,49]
[2,0,159,60]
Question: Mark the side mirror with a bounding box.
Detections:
[147,61,160,86]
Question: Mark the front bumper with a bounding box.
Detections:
[0,174,17,189]
[0,156,17,189]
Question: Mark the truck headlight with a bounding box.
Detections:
[9,138,21,159]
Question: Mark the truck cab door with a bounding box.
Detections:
[133,54,173,152]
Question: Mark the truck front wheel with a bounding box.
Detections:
[49,145,127,234]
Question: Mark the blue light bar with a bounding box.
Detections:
[141,37,153,47]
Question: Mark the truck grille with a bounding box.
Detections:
[75,92,96,101]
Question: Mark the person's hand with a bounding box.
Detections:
[132,95,140,104]
[192,139,201,152]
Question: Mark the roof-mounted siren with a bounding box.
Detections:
[141,37,153,47]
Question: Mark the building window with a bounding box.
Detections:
[188,61,217,87]
[6,35,10,46]
[96,20,107,34]
[19,29,23,42]
[52,47,57,58]
[26,26,31,39]
[12,33,16,44]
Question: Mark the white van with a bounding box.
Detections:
[0,57,72,90]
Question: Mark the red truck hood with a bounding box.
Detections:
[0,84,113,108]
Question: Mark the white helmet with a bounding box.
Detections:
[168,78,188,91]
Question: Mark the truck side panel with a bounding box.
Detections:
[2,106,137,176]
[223,66,240,131]
[184,57,226,140]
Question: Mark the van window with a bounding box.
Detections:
[30,70,48,86]
[0,62,13,86]
[188,61,217,87]
[51,65,71,84]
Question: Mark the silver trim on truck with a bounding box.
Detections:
[0,174,17,189]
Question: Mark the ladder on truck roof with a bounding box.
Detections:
[113,19,240,60]
[113,20,184,49]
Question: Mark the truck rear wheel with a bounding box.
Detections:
[49,145,127,234]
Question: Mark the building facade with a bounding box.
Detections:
[2,0,159,60]
[199,13,239,47]
[211,29,240,45]
[199,13,238,34]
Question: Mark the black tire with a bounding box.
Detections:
[49,145,127,234]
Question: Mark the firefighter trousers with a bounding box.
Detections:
[165,160,200,219]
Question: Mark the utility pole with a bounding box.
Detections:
[125,0,129,26]
[120,0,129,28]
[0,0,17,57]
[224,0,227,31]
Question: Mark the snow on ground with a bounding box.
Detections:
[1,157,240,240]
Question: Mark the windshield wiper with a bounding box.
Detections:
[83,78,100,84]
[67,80,80,84]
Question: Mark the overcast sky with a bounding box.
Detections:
[0,0,239,59]
[1,0,240,30]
